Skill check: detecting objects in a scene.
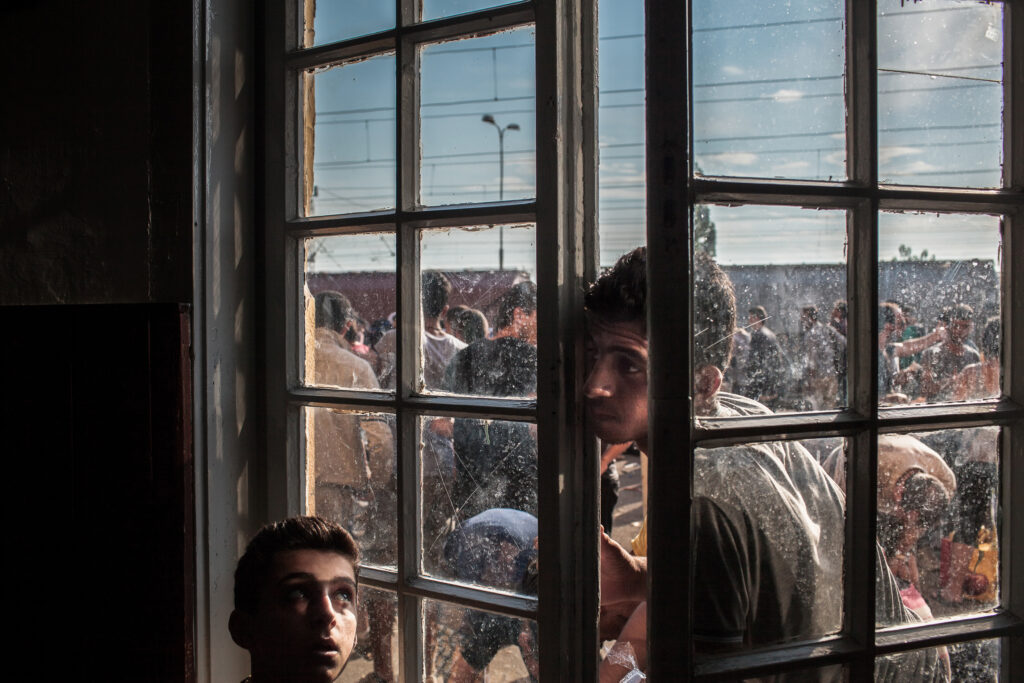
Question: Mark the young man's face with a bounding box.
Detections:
[246,549,358,683]
[584,317,649,450]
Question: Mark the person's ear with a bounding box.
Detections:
[229,609,254,650]
[695,365,723,399]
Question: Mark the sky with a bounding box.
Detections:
[304,0,1005,273]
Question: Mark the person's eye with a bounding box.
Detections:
[284,587,309,602]
[331,588,354,606]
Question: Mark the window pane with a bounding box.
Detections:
[305,55,396,216]
[876,637,1000,682]
[420,415,538,583]
[304,233,396,390]
[420,0,524,23]
[688,437,845,647]
[419,27,536,206]
[696,205,848,415]
[424,598,538,682]
[692,0,846,180]
[877,212,1001,406]
[303,0,395,48]
[338,586,398,682]
[872,428,1000,627]
[306,407,397,568]
[598,0,646,266]
[418,225,537,398]
[877,0,1004,187]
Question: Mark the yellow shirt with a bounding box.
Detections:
[631,516,647,556]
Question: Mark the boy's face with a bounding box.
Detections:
[584,318,649,450]
[245,549,358,683]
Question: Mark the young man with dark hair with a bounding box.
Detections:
[920,303,980,401]
[588,248,946,682]
[230,516,360,683]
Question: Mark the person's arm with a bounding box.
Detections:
[601,529,647,607]
[892,325,946,358]
[599,602,647,683]
[601,441,633,475]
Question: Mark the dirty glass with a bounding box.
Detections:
[423,598,538,682]
[304,55,396,217]
[419,27,536,206]
[302,0,394,48]
[420,414,538,584]
[874,428,1000,627]
[420,0,524,23]
[303,233,396,390]
[689,437,845,646]
[696,204,848,415]
[305,407,397,568]
[692,0,846,181]
[418,224,537,398]
[597,0,646,267]
[876,638,1000,683]
[877,0,1004,188]
[602,441,644,551]
[337,586,398,683]
[877,212,1001,406]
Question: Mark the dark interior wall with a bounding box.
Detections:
[0,0,193,305]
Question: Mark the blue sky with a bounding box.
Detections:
[304,0,1004,273]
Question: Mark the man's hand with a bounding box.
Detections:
[600,528,647,610]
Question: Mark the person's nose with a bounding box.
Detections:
[584,359,613,399]
[308,590,339,629]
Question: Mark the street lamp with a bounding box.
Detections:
[482,114,520,270]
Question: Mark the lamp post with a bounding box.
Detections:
[482,114,519,270]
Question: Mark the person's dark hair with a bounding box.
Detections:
[496,281,538,330]
[749,305,767,321]
[422,270,452,319]
[315,291,356,333]
[234,516,359,614]
[880,301,901,327]
[802,305,818,321]
[981,316,1000,358]
[949,302,975,322]
[344,316,367,344]
[584,247,735,370]
[901,472,951,531]
[832,300,847,319]
[453,307,489,344]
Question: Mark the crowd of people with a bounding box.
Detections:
[232,251,1000,682]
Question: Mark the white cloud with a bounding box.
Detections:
[771,161,810,173]
[701,152,758,166]
[771,89,804,102]
[879,145,922,163]
[722,65,744,76]
[894,160,939,174]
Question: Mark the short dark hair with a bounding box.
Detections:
[422,271,452,319]
[880,301,901,327]
[832,300,847,319]
[314,291,356,333]
[452,307,489,344]
[496,281,537,329]
[748,305,767,321]
[802,305,819,320]
[901,472,951,531]
[948,303,975,322]
[981,316,1000,357]
[584,247,735,371]
[234,516,359,614]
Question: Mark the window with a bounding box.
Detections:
[259,0,1023,680]
[263,0,596,679]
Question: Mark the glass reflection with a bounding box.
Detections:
[424,599,538,682]
[697,204,848,415]
[303,0,394,47]
[692,0,846,180]
[337,586,397,683]
[878,0,1003,187]
[878,212,1001,406]
[304,234,396,390]
[419,27,536,206]
[306,56,396,216]
[876,637,999,683]
[421,0,524,22]
[306,407,397,568]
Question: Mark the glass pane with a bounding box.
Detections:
[419,27,536,206]
[876,637,1000,683]
[877,212,1001,406]
[421,0,523,22]
[418,225,537,398]
[878,0,1004,187]
[692,0,846,180]
[598,0,646,267]
[424,598,538,682]
[421,415,538,581]
[873,428,1000,628]
[337,586,398,683]
[603,442,643,547]
[305,55,396,216]
[695,205,848,415]
[304,234,396,390]
[303,0,395,48]
[305,407,397,568]
[686,437,845,648]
